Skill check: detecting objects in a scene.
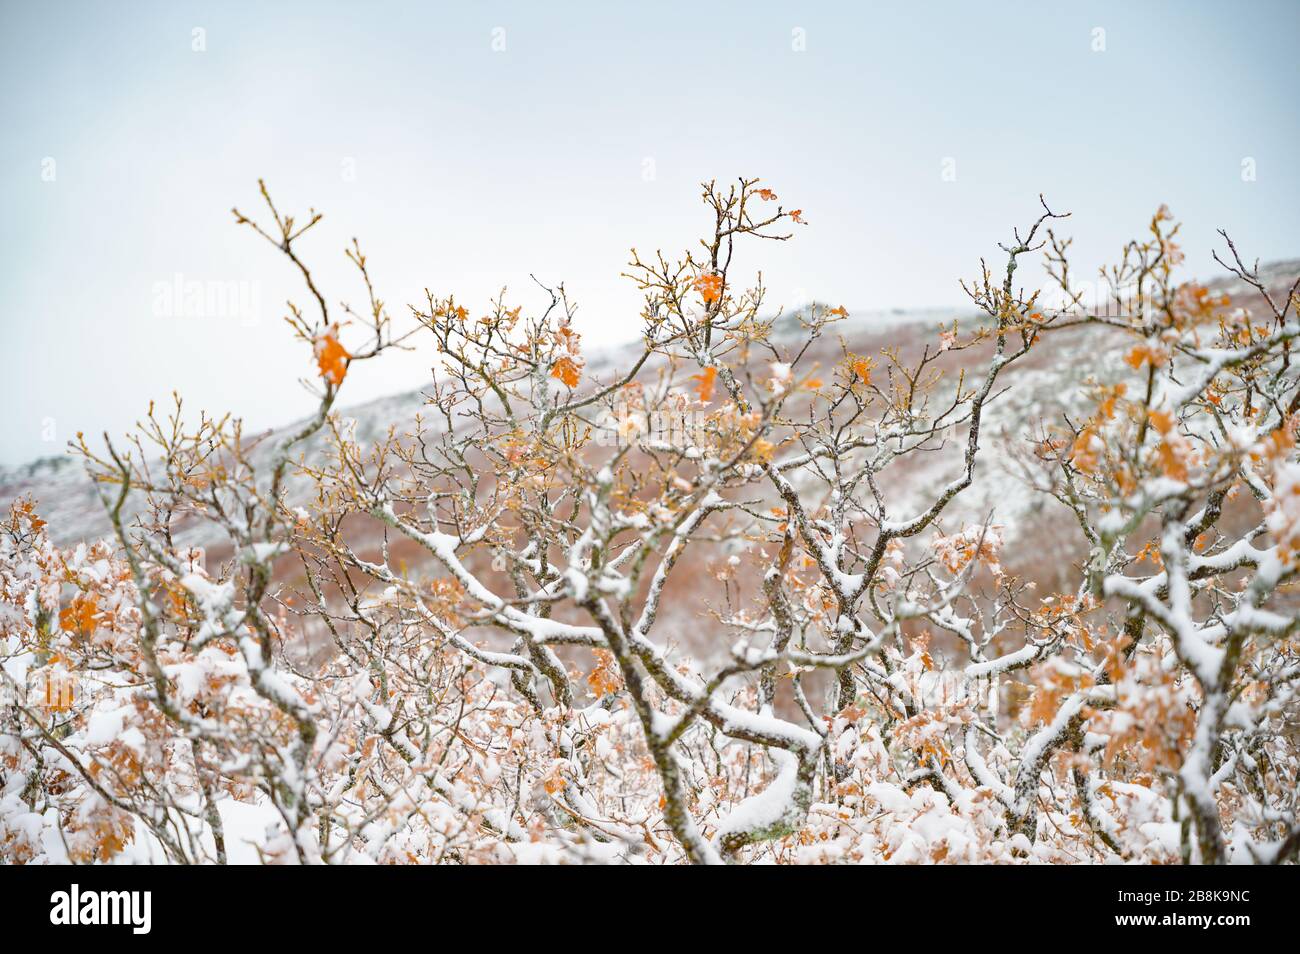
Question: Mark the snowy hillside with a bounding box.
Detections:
[3,264,1296,560]
[0,306,958,548]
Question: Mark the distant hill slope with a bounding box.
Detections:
[0,306,957,547]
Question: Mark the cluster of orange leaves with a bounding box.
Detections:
[586,649,623,698]
[59,593,100,638]
[1068,384,1127,478]
[1123,342,1169,371]
[550,317,584,388]
[892,698,976,769]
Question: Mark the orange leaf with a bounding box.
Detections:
[1070,426,1102,474]
[1124,344,1166,370]
[690,366,718,403]
[694,273,723,304]
[542,770,567,795]
[551,356,581,388]
[789,209,806,224]
[850,357,873,386]
[1148,409,1175,434]
[314,327,350,387]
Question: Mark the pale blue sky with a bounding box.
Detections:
[2,0,1297,464]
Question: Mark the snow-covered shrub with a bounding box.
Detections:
[2,183,1297,864]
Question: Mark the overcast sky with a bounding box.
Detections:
[2,0,1297,465]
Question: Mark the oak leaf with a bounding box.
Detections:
[314,326,350,386]
[551,356,581,388]
[694,273,723,304]
[690,366,718,403]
